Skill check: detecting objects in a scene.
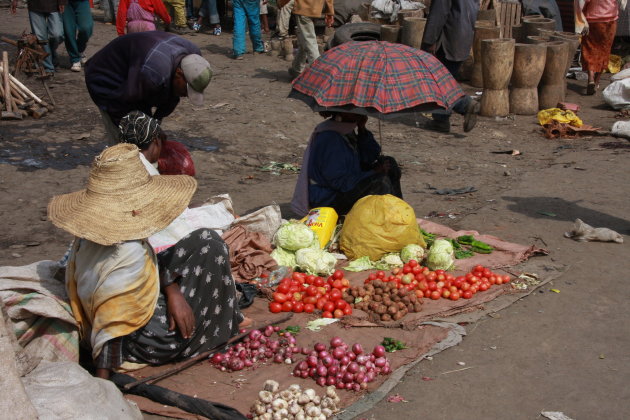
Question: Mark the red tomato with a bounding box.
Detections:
[460,282,471,291]
[435,269,445,276]
[414,273,426,282]
[343,306,353,315]
[293,292,303,302]
[292,302,304,313]
[374,270,384,279]
[288,286,299,294]
[314,277,325,287]
[449,285,458,293]
[465,273,474,281]
[445,274,456,282]
[316,297,327,310]
[335,300,347,310]
[441,289,451,299]
[341,278,350,287]
[469,276,480,284]
[304,303,315,313]
[273,292,289,303]
[436,281,445,289]
[303,296,317,305]
[482,268,492,278]
[389,275,398,282]
[469,284,479,294]
[402,265,412,274]
[426,272,437,282]
[408,259,419,267]
[333,309,344,318]
[417,280,428,291]
[281,301,294,312]
[368,273,377,281]
[306,285,318,297]
[479,283,489,292]
[502,275,511,283]
[322,311,333,318]
[415,289,424,299]
[473,265,484,273]
[462,290,473,299]
[333,270,344,280]
[495,277,504,285]
[430,290,441,300]
[392,267,401,275]
[329,289,342,301]
[305,274,316,284]
[277,283,290,294]
[323,284,331,292]
[489,276,497,285]
[453,277,465,288]
[269,302,282,313]
[428,281,438,291]
[323,301,335,313]
[450,291,460,301]
[292,272,306,282]
[332,279,343,289]
[424,290,432,298]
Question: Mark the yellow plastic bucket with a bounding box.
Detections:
[301,207,338,249]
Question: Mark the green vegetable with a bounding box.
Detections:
[379,253,404,267]
[345,256,376,272]
[448,238,461,250]
[420,228,437,247]
[295,247,337,276]
[471,246,493,254]
[279,325,300,335]
[455,249,475,259]
[457,235,475,245]
[425,239,455,271]
[471,239,493,251]
[270,247,297,269]
[382,337,407,352]
[273,221,316,251]
[400,244,425,263]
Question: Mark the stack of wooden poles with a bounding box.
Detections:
[1,51,53,120]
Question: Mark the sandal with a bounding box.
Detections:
[586,82,596,95]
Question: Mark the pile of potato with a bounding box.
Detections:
[343,280,423,322]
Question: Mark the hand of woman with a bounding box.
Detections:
[164,283,195,339]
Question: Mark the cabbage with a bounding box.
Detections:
[378,253,403,268]
[273,222,316,251]
[345,256,376,272]
[270,247,297,269]
[295,248,337,276]
[400,244,425,263]
[425,239,455,271]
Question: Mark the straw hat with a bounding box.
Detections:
[48,144,196,246]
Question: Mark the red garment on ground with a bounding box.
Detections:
[581,20,617,72]
[157,140,196,176]
[116,0,172,36]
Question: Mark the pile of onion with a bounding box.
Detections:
[210,325,303,372]
[292,337,392,391]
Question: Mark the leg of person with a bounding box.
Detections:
[62,1,80,69]
[99,109,121,145]
[47,12,65,70]
[207,0,221,34]
[194,0,207,31]
[276,0,294,38]
[101,0,113,23]
[291,15,318,75]
[171,0,188,27]
[331,174,394,216]
[123,229,244,364]
[244,0,264,52]
[232,0,247,58]
[74,0,93,60]
[29,11,55,73]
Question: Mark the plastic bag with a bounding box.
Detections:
[607,54,622,74]
[537,108,583,127]
[339,194,425,261]
[158,140,196,176]
[603,78,630,110]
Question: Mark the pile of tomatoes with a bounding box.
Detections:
[269,270,353,318]
[363,261,511,301]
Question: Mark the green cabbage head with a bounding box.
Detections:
[273,222,316,251]
[295,248,337,276]
[271,247,297,269]
[400,244,425,263]
[425,239,455,271]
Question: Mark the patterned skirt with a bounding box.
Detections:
[581,20,618,73]
[123,229,244,364]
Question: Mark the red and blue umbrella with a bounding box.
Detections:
[289,41,465,118]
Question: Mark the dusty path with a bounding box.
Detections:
[1,9,629,419]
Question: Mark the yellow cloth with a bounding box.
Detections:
[537,108,583,127]
[608,54,623,73]
[66,239,159,361]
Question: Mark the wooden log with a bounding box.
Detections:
[0,64,50,109]
[480,38,515,117]
[510,43,547,114]
[401,17,426,49]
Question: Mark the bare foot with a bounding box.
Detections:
[239,317,254,329]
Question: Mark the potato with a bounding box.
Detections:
[408,294,417,303]
[398,288,408,297]
[402,296,411,305]
[374,287,383,295]
[381,313,392,322]
[387,304,399,315]
[372,280,383,288]
[397,301,406,310]
[407,303,414,312]
[414,302,423,312]
[344,294,354,304]
[393,311,404,321]
[373,294,382,302]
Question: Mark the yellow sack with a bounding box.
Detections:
[607,54,622,74]
[537,108,583,127]
[340,195,425,261]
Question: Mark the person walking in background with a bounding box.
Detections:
[274,0,295,39]
[232,0,265,59]
[163,0,191,33]
[63,0,93,71]
[289,0,334,78]
[101,0,119,24]
[117,0,172,35]
[260,0,270,33]
[576,0,623,95]
[10,0,65,76]
[193,0,221,35]
[421,0,480,133]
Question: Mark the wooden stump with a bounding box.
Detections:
[470,24,501,88]
[523,17,556,39]
[398,8,424,25]
[510,43,547,114]
[480,38,515,117]
[526,35,550,44]
[401,17,426,49]
[538,41,568,109]
[381,25,401,43]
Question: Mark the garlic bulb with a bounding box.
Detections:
[263,380,280,393]
[306,405,321,417]
[272,398,288,411]
[259,390,273,404]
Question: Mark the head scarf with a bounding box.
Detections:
[119,111,160,147]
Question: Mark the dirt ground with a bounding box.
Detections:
[1,7,629,420]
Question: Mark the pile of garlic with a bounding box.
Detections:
[250,380,341,420]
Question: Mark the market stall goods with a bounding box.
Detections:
[470,23,501,88]
[249,381,340,420]
[510,43,547,115]
[539,41,569,109]
[480,38,515,117]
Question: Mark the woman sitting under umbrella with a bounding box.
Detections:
[291,112,402,217]
[48,144,248,379]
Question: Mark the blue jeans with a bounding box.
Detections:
[199,0,220,25]
[232,0,263,56]
[29,11,64,72]
[101,0,120,23]
[63,0,93,64]
[186,0,195,19]
[432,47,470,122]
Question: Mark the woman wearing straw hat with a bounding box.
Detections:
[48,143,245,379]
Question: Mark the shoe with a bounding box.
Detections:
[424,119,451,133]
[173,25,192,34]
[192,22,201,32]
[586,82,596,95]
[288,67,301,80]
[80,53,87,65]
[463,99,480,132]
[256,42,270,54]
[234,55,244,60]
[213,26,222,36]
[70,62,81,72]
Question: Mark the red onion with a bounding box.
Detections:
[372,345,386,358]
[343,372,354,383]
[366,371,376,382]
[382,364,392,375]
[347,352,357,361]
[374,357,387,368]
[369,354,375,362]
[356,355,368,365]
[330,336,344,348]
[355,371,366,383]
[321,356,334,367]
[240,328,247,334]
[332,347,345,360]
[352,343,364,355]
[340,356,350,365]
[211,353,224,364]
[335,382,345,390]
[316,376,327,386]
[318,350,330,359]
[360,382,368,390]
[273,354,284,363]
[264,325,274,337]
[244,359,253,367]
[300,370,309,379]
[306,356,318,367]
[308,367,317,377]
[347,362,359,374]
[248,329,261,341]
[314,343,326,352]
[326,376,337,386]
[328,365,339,375]
[249,341,260,350]
[287,336,297,346]
[264,351,273,359]
[352,383,361,391]
[273,326,280,332]
[228,359,244,371]
[293,365,302,376]
[301,347,310,355]
[316,365,328,377]
[297,360,308,371]
[238,350,248,360]
[259,337,268,344]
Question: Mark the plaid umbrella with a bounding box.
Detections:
[289,41,465,118]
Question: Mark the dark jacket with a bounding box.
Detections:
[422,0,479,63]
[84,32,201,125]
[28,0,67,14]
